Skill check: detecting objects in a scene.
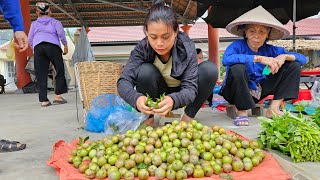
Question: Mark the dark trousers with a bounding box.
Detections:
[136,61,218,118]
[34,42,68,102]
[207,92,213,106]
[219,62,301,110]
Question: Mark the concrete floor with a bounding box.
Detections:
[0,91,319,180]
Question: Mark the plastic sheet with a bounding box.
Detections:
[310,81,320,107]
[47,132,291,180]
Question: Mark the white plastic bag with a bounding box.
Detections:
[310,81,320,107]
[104,95,148,136]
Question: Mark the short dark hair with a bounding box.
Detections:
[196,48,202,54]
[36,2,50,15]
[143,0,179,35]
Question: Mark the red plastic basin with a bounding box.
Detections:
[292,89,311,103]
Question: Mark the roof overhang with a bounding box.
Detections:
[0,0,198,29]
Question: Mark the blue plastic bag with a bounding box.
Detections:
[213,84,222,94]
[85,94,115,132]
[85,93,147,134]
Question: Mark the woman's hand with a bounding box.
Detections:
[274,54,287,68]
[258,56,280,74]
[153,96,174,116]
[136,96,154,115]
[14,31,29,52]
[63,46,68,55]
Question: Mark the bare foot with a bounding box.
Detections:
[237,110,248,117]
[265,108,284,118]
[41,101,51,107]
[54,95,63,101]
[181,113,192,123]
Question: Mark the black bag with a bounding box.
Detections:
[0,74,5,85]
[0,74,5,94]
[25,57,35,75]
[22,82,38,93]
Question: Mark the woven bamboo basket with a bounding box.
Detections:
[76,61,123,110]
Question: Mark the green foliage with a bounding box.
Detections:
[78,136,90,146]
[219,52,226,78]
[310,106,320,127]
[258,112,320,162]
[219,173,234,180]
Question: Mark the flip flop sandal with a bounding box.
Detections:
[53,98,67,104]
[0,139,26,152]
[234,116,249,126]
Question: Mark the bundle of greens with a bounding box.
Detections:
[258,110,320,162]
[309,106,320,127]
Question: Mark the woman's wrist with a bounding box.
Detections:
[254,55,261,63]
[286,54,295,61]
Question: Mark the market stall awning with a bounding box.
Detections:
[0,0,198,29]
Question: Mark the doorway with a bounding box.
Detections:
[4,61,17,90]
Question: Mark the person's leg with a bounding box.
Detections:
[219,64,256,110]
[34,43,51,106]
[260,61,301,117]
[219,64,256,125]
[136,63,168,126]
[183,61,218,122]
[45,44,68,102]
[207,92,213,107]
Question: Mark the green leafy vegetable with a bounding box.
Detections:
[78,136,90,146]
[219,173,234,180]
[145,93,165,108]
[310,106,320,127]
[258,111,320,162]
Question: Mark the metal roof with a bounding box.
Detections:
[0,0,198,29]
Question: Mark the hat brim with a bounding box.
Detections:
[225,6,290,40]
[226,21,289,40]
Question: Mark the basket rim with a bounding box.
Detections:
[76,61,124,110]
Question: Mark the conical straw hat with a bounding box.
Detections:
[226,6,289,40]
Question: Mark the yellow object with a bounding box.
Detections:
[6,39,15,61]
[153,56,181,87]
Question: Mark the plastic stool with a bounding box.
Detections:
[258,95,274,104]
[226,104,264,119]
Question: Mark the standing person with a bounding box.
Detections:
[0,0,28,152]
[28,2,68,107]
[117,0,218,127]
[219,6,307,126]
